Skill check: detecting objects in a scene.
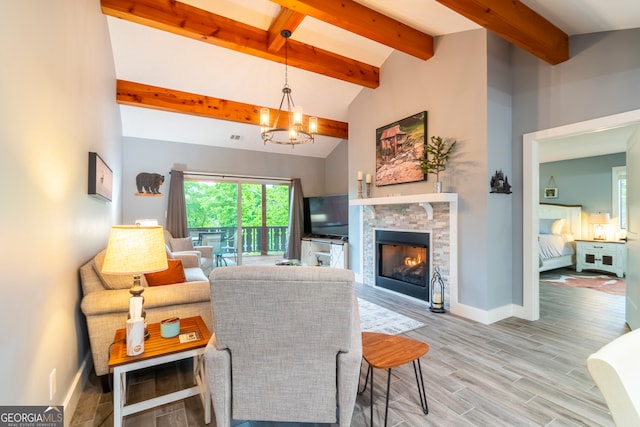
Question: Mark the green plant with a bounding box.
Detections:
[419,136,457,182]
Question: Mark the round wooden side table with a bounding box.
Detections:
[359,332,430,427]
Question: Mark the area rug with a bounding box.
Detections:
[540,272,625,296]
[358,298,425,334]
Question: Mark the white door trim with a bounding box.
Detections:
[522,109,640,321]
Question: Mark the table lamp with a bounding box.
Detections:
[101,225,168,340]
[590,212,610,240]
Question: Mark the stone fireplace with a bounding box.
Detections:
[351,194,458,312]
[375,229,430,301]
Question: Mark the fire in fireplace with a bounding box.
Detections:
[375,230,430,301]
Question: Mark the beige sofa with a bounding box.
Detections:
[80,249,213,379]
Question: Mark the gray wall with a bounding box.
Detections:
[122,137,340,225]
[349,29,492,309]
[540,153,626,211]
[324,140,349,196]
[486,33,515,308]
[0,1,121,404]
[512,28,640,303]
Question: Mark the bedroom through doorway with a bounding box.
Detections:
[522,109,640,323]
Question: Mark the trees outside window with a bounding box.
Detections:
[184,180,290,261]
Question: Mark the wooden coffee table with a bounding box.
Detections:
[108,316,212,427]
[360,332,430,426]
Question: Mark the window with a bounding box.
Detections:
[612,166,626,237]
[184,177,290,264]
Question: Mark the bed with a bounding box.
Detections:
[539,203,583,272]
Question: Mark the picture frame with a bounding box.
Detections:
[88,152,113,201]
[544,187,558,199]
[375,111,427,186]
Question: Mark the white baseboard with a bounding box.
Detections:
[63,352,92,427]
[451,301,519,325]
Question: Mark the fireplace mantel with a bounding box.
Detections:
[349,193,457,206]
[350,193,457,220]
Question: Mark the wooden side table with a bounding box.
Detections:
[108,316,212,427]
[359,332,430,427]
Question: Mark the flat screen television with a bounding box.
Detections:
[303,194,349,238]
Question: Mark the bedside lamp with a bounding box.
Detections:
[590,212,611,240]
[102,225,168,340]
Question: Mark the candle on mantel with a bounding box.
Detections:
[357,170,363,181]
[433,293,442,304]
[366,174,372,183]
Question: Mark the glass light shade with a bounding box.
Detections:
[308,116,318,134]
[260,107,270,127]
[102,225,168,275]
[293,106,303,126]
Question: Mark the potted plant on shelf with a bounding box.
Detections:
[419,136,457,193]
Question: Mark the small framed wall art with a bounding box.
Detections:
[88,152,113,201]
[544,188,558,199]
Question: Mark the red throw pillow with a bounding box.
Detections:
[145,259,186,286]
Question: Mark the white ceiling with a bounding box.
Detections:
[109,0,640,158]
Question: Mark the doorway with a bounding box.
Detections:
[522,109,640,321]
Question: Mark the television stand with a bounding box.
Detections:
[301,237,348,268]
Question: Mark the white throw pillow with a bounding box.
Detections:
[171,237,194,252]
[551,218,565,234]
[539,218,565,234]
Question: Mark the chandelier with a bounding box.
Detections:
[260,30,318,146]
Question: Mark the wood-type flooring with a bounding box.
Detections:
[70,281,627,426]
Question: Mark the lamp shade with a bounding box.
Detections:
[102,225,168,274]
[590,213,611,224]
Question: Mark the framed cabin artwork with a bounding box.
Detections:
[375,111,427,186]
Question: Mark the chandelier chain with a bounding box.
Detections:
[260,29,317,146]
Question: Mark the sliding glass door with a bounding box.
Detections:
[184,177,290,265]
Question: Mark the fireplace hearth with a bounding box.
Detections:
[375,230,430,301]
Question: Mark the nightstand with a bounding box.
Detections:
[576,240,626,277]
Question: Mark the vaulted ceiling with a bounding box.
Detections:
[104,0,640,158]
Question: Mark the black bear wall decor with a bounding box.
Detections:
[135,172,165,196]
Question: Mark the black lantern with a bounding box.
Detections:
[430,266,445,313]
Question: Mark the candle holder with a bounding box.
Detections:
[366,182,372,198]
[357,179,363,199]
[430,266,445,313]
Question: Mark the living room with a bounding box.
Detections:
[2,0,640,424]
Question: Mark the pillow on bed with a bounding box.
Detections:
[539,218,565,235]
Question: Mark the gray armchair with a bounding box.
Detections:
[205,265,361,426]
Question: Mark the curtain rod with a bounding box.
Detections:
[171,170,293,183]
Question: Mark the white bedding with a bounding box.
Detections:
[539,234,575,261]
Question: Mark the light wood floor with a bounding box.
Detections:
[70,280,628,427]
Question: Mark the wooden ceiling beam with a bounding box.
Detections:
[436,0,569,65]
[269,0,434,60]
[101,0,379,88]
[116,80,349,139]
[267,7,306,53]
